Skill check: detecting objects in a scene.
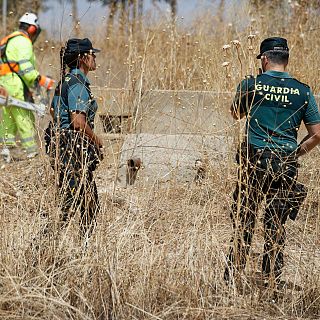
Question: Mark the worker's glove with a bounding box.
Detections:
[38,75,55,90]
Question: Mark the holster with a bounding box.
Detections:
[287,182,308,221]
[45,129,101,172]
[44,121,55,156]
[59,130,101,172]
[236,142,306,221]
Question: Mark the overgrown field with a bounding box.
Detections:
[1,1,320,319]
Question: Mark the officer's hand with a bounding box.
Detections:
[38,75,55,90]
[98,147,104,161]
[0,86,8,98]
[94,136,104,149]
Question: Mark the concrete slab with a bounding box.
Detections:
[117,133,233,186]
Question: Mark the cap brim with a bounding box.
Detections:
[256,53,262,59]
[92,48,101,53]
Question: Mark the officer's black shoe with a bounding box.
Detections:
[223,267,234,286]
[260,278,286,303]
[277,280,287,291]
[223,267,229,283]
[267,283,286,304]
[59,212,71,231]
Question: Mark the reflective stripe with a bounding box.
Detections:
[39,76,52,88]
[1,59,32,65]
[20,136,35,143]
[0,137,15,142]
[43,78,51,87]
[0,61,35,76]
[18,66,35,75]
[16,59,30,64]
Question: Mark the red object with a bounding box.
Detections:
[39,75,55,90]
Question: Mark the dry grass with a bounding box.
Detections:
[1,1,320,319]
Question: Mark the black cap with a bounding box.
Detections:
[257,37,289,59]
[65,38,100,54]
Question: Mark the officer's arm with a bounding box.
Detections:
[230,101,245,120]
[68,83,103,147]
[298,91,320,157]
[50,94,59,120]
[298,123,320,157]
[71,112,103,147]
[230,80,249,120]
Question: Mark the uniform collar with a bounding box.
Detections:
[264,70,292,78]
[70,68,90,84]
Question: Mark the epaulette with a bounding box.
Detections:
[292,77,310,89]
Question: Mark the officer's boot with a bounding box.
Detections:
[59,210,71,231]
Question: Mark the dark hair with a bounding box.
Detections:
[60,47,85,80]
[263,50,289,65]
[19,22,30,31]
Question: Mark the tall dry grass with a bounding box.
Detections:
[1,1,320,319]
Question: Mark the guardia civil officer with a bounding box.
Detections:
[50,38,103,239]
[224,37,320,292]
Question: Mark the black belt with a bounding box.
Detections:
[240,142,297,160]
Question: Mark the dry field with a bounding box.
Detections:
[1,1,320,319]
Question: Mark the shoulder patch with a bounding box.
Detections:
[64,73,85,87]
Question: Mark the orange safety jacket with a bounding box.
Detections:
[0,31,31,76]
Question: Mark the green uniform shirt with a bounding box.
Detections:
[51,68,98,130]
[232,70,320,152]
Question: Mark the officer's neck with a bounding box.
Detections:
[265,64,286,73]
[79,65,89,76]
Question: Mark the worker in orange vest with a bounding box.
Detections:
[0,12,54,163]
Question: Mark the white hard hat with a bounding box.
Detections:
[19,12,40,28]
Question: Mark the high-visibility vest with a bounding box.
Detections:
[0,31,31,76]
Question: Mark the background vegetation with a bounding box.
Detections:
[0,0,320,319]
